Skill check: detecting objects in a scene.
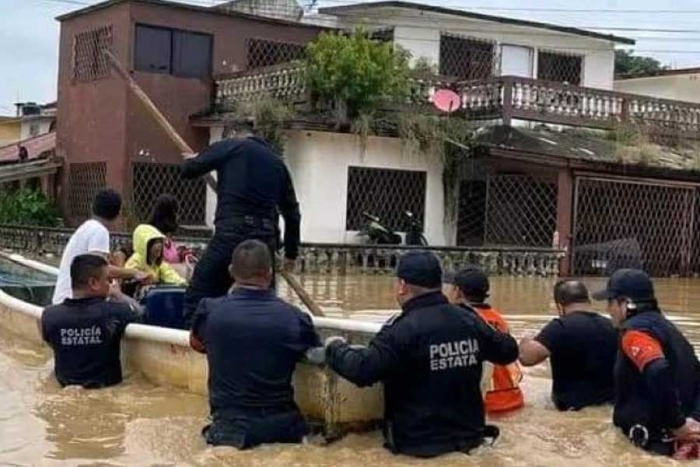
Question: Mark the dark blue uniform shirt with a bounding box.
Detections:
[192,288,320,417]
[41,297,141,388]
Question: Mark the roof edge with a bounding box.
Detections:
[57,0,328,29]
[319,1,635,45]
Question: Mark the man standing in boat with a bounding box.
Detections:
[324,251,519,458]
[189,240,319,449]
[181,125,301,327]
[52,189,148,305]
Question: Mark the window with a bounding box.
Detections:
[246,38,307,69]
[500,44,533,78]
[72,26,113,82]
[345,167,427,232]
[439,34,494,79]
[132,163,206,225]
[537,51,583,85]
[69,163,107,222]
[134,25,212,78]
[135,25,171,74]
[369,28,394,44]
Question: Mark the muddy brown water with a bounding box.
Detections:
[2,275,700,466]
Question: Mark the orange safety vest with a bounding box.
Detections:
[475,305,525,414]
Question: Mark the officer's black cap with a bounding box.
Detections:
[592,269,655,302]
[443,265,490,298]
[396,250,442,288]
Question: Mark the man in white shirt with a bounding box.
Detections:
[52,189,147,305]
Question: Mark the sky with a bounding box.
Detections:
[2,0,700,116]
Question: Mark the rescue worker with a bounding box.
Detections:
[593,269,700,459]
[519,280,617,411]
[443,266,524,414]
[324,251,519,458]
[189,240,320,450]
[124,224,187,287]
[41,254,143,388]
[181,125,301,326]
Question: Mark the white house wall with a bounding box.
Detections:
[313,8,616,90]
[206,128,454,246]
[615,74,700,104]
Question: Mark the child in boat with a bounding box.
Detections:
[125,224,187,288]
[149,194,196,280]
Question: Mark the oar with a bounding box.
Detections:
[104,50,325,317]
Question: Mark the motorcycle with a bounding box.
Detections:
[357,212,402,245]
[404,211,428,246]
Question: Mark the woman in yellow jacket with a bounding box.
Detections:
[125,224,187,286]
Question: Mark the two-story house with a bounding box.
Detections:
[56,0,323,226]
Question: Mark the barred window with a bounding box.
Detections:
[246,38,306,69]
[457,180,487,246]
[69,162,107,222]
[369,27,394,44]
[134,24,212,78]
[345,167,426,232]
[72,26,112,82]
[439,34,494,79]
[537,51,583,85]
[132,163,206,225]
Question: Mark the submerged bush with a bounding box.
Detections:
[0,188,60,227]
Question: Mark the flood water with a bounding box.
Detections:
[2,274,700,466]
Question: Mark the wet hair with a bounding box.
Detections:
[553,280,590,306]
[149,194,179,235]
[147,238,164,265]
[231,240,272,282]
[92,189,122,221]
[71,254,108,289]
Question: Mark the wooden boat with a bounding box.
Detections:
[0,253,385,437]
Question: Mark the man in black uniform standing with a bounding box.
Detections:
[189,240,319,449]
[594,269,700,459]
[324,251,519,458]
[181,127,301,326]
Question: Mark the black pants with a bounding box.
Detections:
[183,223,276,327]
[202,408,308,450]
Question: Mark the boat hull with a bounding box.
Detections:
[0,254,385,437]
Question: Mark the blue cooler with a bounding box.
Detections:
[140,286,187,330]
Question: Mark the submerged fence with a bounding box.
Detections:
[0,224,562,277]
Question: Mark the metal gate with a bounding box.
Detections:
[572,176,696,277]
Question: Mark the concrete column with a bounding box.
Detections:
[556,167,573,276]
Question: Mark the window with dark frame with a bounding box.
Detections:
[439,33,494,79]
[369,27,394,44]
[72,25,113,82]
[537,50,583,85]
[134,24,212,78]
[345,167,427,232]
[246,38,307,69]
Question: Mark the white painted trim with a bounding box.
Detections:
[0,253,383,341]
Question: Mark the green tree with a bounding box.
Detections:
[615,50,666,79]
[0,188,60,227]
[306,30,412,122]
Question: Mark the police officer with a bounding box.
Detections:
[189,240,319,450]
[519,280,617,411]
[181,125,301,326]
[594,269,700,458]
[42,254,143,388]
[324,251,519,458]
[443,266,525,414]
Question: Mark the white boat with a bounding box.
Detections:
[0,252,385,437]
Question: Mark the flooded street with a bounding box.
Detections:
[2,275,698,466]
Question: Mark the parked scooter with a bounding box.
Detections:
[358,212,402,245]
[404,211,428,246]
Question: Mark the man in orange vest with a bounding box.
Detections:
[443,266,525,414]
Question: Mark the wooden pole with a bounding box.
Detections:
[104,50,325,317]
